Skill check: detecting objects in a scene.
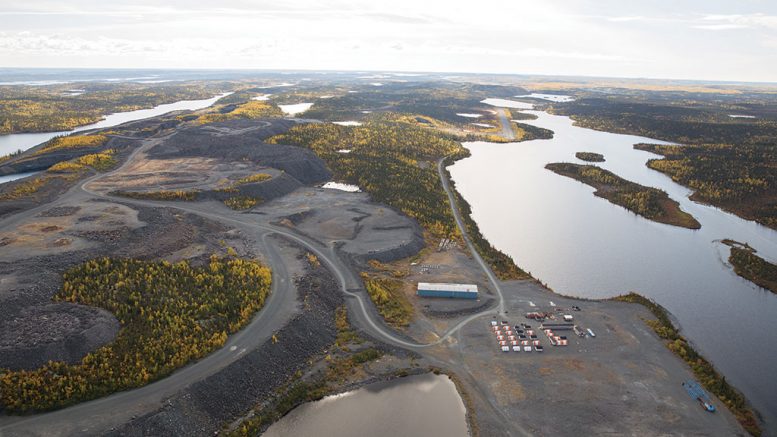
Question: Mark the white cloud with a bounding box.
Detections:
[697,13,777,30]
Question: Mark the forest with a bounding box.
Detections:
[724,242,777,294]
[549,94,777,230]
[0,83,224,134]
[546,162,701,229]
[267,114,464,237]
[635,143,777,230]
[575,152,605,162]
[0,255,272,412]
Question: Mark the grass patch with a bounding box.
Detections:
[0,176,51,200]
[48,150,118,173]
[223,196,260,210]
[613,292,761,436]
[193,100,283,125]
[360,273,413,328]
[0,255,272,413]
[33,135,108,156]
[111,189,199,201]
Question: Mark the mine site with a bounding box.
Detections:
[1,66,769,437]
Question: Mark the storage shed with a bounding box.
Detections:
[417,282,478,299]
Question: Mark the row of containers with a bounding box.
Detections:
[543,328,569,346]
[491,322,542,352]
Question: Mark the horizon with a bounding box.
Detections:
[1,1,776,83]
[2,66,777,87]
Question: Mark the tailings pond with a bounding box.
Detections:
[262,373,468,437]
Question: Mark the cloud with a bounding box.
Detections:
[606,16,646,23]
[696,13,777,31]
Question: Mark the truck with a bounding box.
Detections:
[682,381,716,413]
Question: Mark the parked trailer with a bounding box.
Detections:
[683,381,716,412]
[512,346,522,352]
[540,323,575,330]
[501,346,510,352]
[523,346,532,352]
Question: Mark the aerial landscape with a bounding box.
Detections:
[1,1,776,436]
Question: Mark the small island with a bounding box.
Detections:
[722,239,777,294]
[575,152,605,162]
[545,162,701,229]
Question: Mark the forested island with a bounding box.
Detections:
[549,96,777,230]
[722,240,777,294]
[545,162,701,229]
[575,151,605,162]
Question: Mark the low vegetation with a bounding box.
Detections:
[546,162,701,229]
[614,293,761,436]
[575,152,605,162]
[722,240,777,293]
[111,189,199,201]
[47,150,117,173]
[223,196,260,210]
[635,143,776,230]
[0,255,272,412]
[33,134,108,156]
[193,100,283,125]
[217,173,273,193]
[0,175,52,200]
[360,273,413,328]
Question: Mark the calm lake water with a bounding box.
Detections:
[0,92,231,157]
[262,373,468,437]
[449,102,777,429]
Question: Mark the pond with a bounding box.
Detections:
[262,373,468,437]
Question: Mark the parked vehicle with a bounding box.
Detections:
[683,381,716,412]
[587,328,596,337]
[535,345,544,352]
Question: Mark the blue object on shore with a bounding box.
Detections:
[683,381,716,413]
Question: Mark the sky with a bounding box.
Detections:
[1,0,776,82]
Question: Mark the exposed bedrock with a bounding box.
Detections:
[0,303,120,370]
[149,120,331,185]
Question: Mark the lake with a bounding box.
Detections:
[448,100,777,428]
[262,373,468,437]
[0,92,231,157]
